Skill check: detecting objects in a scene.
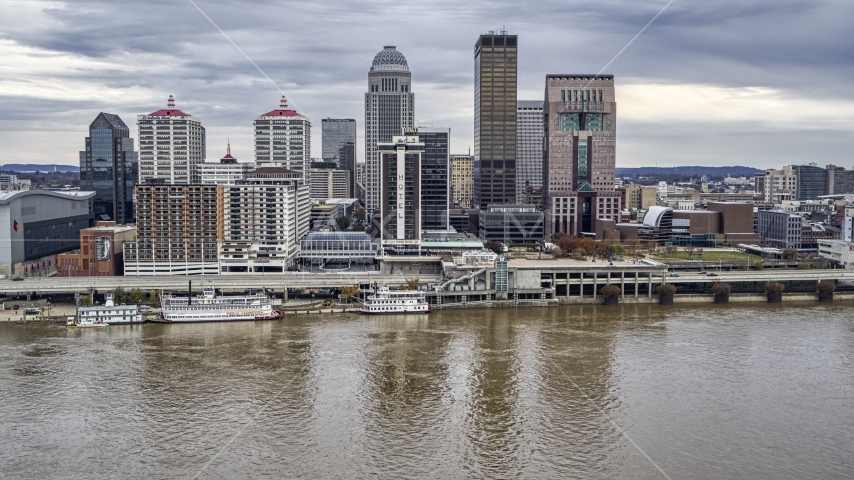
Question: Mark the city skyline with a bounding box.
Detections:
[2,1,853,169]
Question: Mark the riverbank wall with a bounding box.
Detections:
[4,292,853,323]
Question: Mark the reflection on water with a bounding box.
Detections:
[1,303,852,479]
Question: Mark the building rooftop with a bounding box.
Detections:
[508,257,664,269]
[546,74,614,79]
[0,190,95,204]
[147,109,191,117]
[249,167,299,176]
[85,225,136,234]
[370,46,409,72]
[259,95,303,117]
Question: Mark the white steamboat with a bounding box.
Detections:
[359,286,432,314]
[158,284,281,323]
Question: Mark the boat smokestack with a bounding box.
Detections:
[188,281,192,306]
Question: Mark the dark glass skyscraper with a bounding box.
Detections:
[79,113,138,223]
[794,164,828,200]
[474,32,517,210]
[321,118,357,197]
[416,127,450,231]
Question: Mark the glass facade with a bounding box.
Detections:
[417,129,450,231]
[516,101,543,204]
[79,113,137,224]
[794,165,828,200]
[474,34,518,209]
[577,139,588,188]
[321,119,357,197]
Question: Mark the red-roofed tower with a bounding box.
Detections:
[137,95,206,184]
[254,96,311,184]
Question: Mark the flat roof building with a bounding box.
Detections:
[474,32,518,209]
[517,100,544,203]
[0,190,95,278]
[57,222,137,277]
[479,204,544,244]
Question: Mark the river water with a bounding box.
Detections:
[1,303,852,479]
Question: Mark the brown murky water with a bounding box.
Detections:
[1,303,852,479]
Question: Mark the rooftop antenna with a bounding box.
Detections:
[227,138,231,155]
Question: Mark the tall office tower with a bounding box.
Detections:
[365,46,414,220]
[543,75,620,236]
[137,95,205,185]
[79,112,138,223]
[416,127,450,231]
[450,154,474,208]
[254,96,311,183]
[516,100,544,203]
[321,118,357,197]
[473,31,517,210]
[378,135,423,254]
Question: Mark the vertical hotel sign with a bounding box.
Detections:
[396,141,406,240]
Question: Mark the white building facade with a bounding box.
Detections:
[200,145,254,185]
[310,168,351,201]
[137,95,205,184]
[218,167,311,273]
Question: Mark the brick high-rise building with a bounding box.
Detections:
[124,184,219,275]
[137,95,205,185]
[474,31,517,209]
[543,75,620,236]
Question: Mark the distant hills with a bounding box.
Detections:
[1,164,79,173]
[616,166,763,178]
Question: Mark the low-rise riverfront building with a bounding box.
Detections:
[0,190,95,278]
[57,222,136,277]
[479,204,545,244]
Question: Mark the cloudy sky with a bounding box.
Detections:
[1,0,853,169]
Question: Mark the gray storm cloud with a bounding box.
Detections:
[0,0,852,167]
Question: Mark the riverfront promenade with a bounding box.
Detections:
[0,272,443,294]
[2,268,853,296]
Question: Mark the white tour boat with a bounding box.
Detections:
[66,316,108,328]
[75,293,144,326]
[157,283,281,323]
[359,285,432,314]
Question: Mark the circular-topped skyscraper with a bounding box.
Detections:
[364,46,415,219]
[370,46,409,72]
